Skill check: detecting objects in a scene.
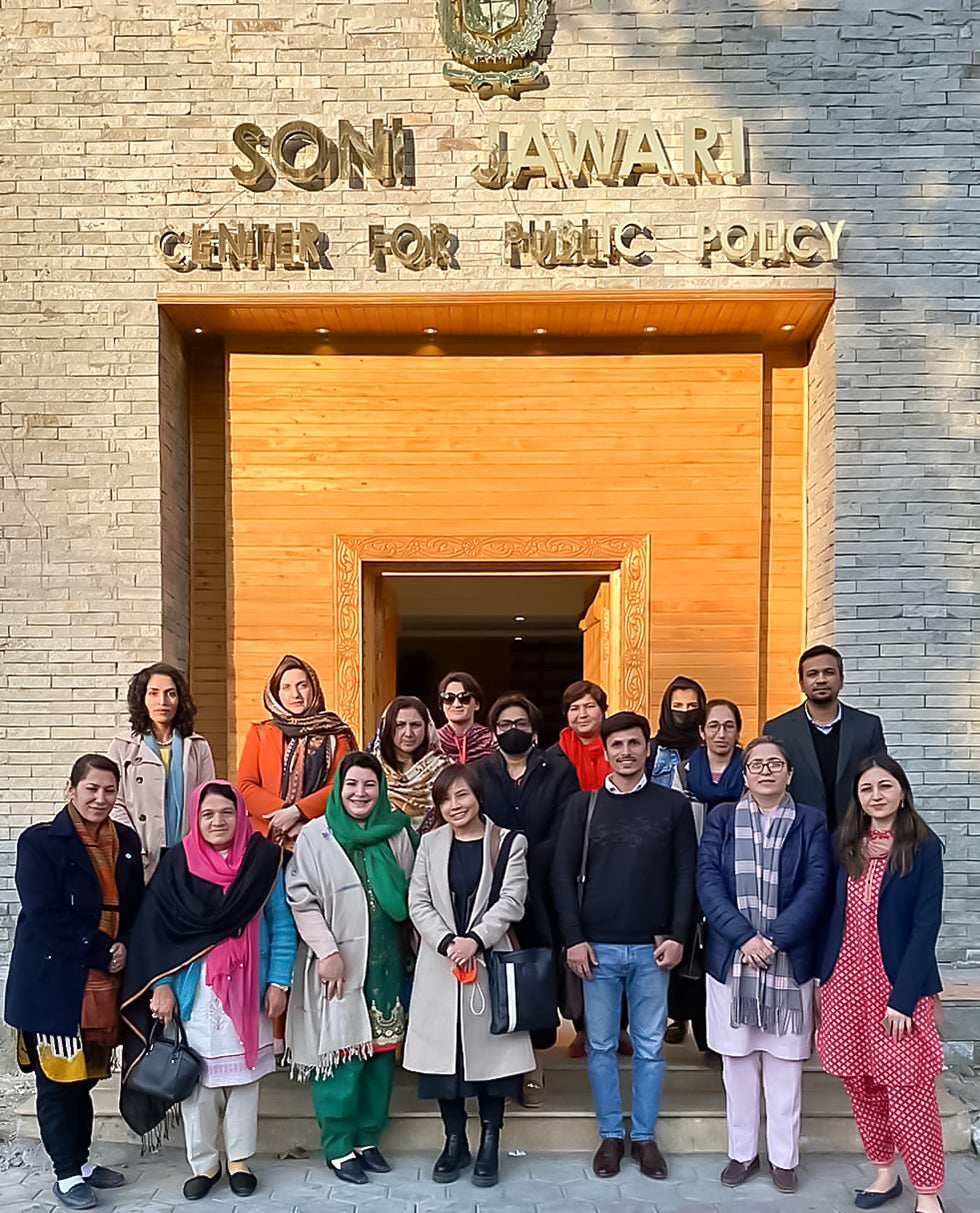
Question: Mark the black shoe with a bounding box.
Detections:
[433,1134,472,1183]
[471,1123,500,1188]
[327,1156,369,1185]
[855,1177,903,1209]
[356,1146,391,1174]
[183,1169,222,1201]
[52,1184,96,1211]
[85,1166,126,1189]
[228,1168,257,1196]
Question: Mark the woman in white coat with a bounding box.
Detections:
[109,663,215,877]
[404,762,534,1189]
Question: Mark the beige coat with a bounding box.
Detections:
[404,825,535,1083]
[107,732,215,876]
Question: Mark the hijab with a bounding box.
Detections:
[370,698,448,819]
[263,655,356,803]
[120,781,282,1140]
[653,675,707,758]
[324,753,414,922]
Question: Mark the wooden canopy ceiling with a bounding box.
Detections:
[160,288,833,347]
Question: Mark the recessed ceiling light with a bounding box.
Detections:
[533,327,547,335]
[781,323,795,332]
[514,635,524,641]
[423,327,438,335]
[193,327,204,334]
[644,325,658,333]
[515,615,525,622]
[315,327,329,334]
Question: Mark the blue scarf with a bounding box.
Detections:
[685,745,743,809]
[146,731,185,847]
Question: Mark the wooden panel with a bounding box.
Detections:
[225,353,765,753]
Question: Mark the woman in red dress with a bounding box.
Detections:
[817,755,945,1213]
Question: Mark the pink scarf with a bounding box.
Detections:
[182,781,262,1068]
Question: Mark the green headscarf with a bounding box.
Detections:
[324,752,416,922]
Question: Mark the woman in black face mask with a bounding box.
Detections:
[474,693,580,1108]
[648,675,708,788]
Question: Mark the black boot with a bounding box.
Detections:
[432,1133,471,1184]
[471,1123,500,1188]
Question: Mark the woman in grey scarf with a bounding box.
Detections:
[696,736,832,1196]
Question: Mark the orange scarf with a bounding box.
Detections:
[558,726,611,791]
[68,805,121,1044]
[859,829,893,904]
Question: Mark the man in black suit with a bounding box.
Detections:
[763,644,886,831]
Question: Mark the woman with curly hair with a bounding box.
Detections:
[109,663,215,877]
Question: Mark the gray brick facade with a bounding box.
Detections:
[0,1,977,973]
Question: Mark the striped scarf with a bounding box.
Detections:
[730,791,803,1035]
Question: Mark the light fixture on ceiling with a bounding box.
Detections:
[514,635,524,641]
[515,615,525,622]
[423,327,438,335]
[533,327,547,335]
[780,323,796,332]
[643,325,658,333]
[193,327,204,334]
[315,327,330,334]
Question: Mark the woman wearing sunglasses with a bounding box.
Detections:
[435,672,497,766]
[697,736,832,1196]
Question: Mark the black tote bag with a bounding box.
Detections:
[124,1007,203,1106]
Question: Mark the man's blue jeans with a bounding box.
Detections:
[582,943,668,1142]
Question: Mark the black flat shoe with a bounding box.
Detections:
[855,1177,903,1209]
[471,1123,500,1188]
[228,1168,257,1196]
[85,1166,126,1189]
[327,1156,369,1185]
[52,1184,96,1211]
[356,1146,391,1174]
[433,1133,472,1183]
[183,1169,222,1201]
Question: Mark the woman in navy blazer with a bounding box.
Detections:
[4,754,144,1211]
[816,755,945,1213]
[697,736,832,1195]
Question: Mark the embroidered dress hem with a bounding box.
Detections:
[185,976,275,1089]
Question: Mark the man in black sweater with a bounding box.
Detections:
[552,711,697,1183]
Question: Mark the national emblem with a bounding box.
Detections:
[437,0,549,96]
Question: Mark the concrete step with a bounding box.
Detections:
[16,1037,973,1155]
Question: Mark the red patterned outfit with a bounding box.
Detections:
[817,846,944,1193]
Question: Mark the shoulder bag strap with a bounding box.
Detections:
[576,790,599,907]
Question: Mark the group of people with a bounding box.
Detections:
[4,646,946,1213]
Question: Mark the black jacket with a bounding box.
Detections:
[474,748,579,946]
[763,702,886,825]
[4,808,145,1037]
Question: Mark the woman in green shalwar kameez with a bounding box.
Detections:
[285,752,417,1186]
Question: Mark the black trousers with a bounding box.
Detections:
[439,1093,506,1135]
[25,1037,97,1180]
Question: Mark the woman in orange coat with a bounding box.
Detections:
[237,655,356,848]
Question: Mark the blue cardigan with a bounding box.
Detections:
[819,831,943,1017]
[697,800,832,986]
[159,872,296,1019]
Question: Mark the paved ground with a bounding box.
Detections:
[2,1141,978,1213]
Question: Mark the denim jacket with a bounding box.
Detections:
[649,745,681,788]
[160,871,296,1020]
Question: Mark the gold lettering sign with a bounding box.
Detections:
[158,223,327,272]
[231,119,409,190]
[698,217,845,266]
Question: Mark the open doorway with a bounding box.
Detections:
[385,572,605,746]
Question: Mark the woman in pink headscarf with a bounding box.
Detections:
[120,782,295,1201]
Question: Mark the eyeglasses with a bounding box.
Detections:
[496,719,533,733]
[441,691,473,705]
[745,758,787,774]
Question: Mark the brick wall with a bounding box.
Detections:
[0,1,977,968]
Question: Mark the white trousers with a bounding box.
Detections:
[722,1052,803,1169]
[181,1080,260,1175]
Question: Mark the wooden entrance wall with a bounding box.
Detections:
[190,348,804,767]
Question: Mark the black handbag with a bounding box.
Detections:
[124,1007,203,1105]
[483,827,559,1037]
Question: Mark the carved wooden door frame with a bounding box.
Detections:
[334,534,650,739]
